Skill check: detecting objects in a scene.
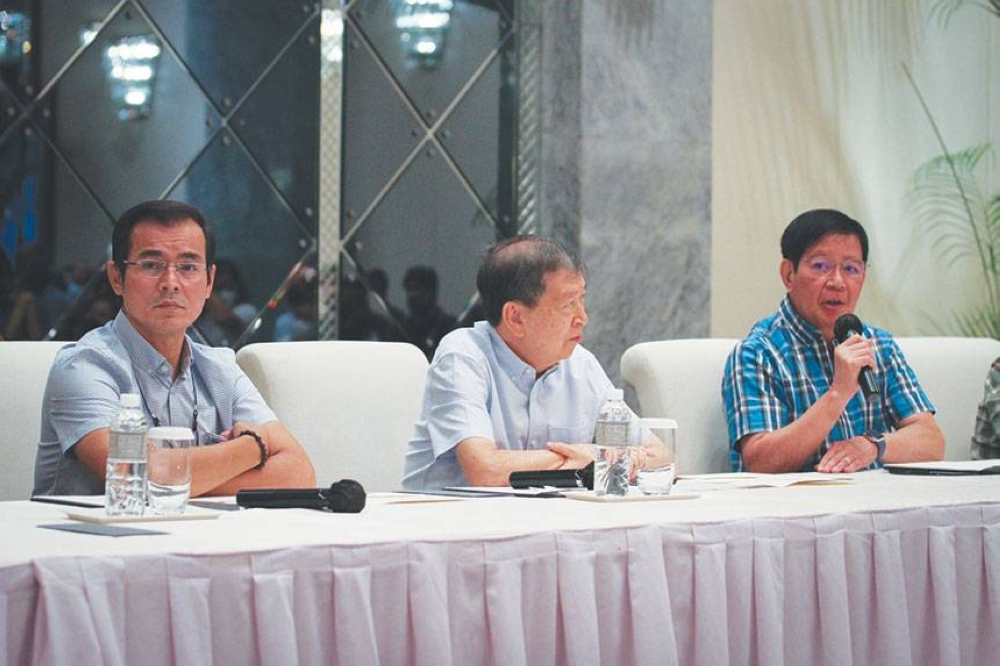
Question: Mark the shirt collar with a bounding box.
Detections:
[112,310,194,381]
[777,296,827,347]
[481,321,548,390]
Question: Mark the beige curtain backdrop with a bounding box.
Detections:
[711,0,999,338]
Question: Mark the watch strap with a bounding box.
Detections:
[864,433,886,463]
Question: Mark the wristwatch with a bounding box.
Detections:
[864,433,886,463]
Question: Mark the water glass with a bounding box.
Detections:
[147,426,194,514]
[637,418,678,495]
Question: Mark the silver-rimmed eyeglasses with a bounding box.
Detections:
[802,257,866,278]
[121,260,208,281]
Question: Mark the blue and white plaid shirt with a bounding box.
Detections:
[972,357,1000,460]
[722,297,935,472]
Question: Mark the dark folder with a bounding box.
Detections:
[884,460,1000,476]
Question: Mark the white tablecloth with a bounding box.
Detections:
[2,471,1000,665]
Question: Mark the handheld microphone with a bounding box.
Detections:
[236,479,366,513]
[833,314,879,400]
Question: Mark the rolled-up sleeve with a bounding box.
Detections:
[723,342,788,447]
[879,337,935,424]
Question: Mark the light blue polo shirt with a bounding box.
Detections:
[402,321,619,490]
[33,311,276,496]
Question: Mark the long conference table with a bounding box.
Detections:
[2,471,999,665]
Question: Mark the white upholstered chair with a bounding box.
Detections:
[236,341,429,492]
[621,339,738,475]
[621,336,1000,474]
[895,337,1000,460]
[0,341,66,500]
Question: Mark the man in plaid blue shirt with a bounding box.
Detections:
[972,358,1000,460]
[722,209,944,473]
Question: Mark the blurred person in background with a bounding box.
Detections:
[402,265,456,360]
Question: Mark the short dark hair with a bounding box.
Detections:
[403,265,439,296]
[780,209,869,268]
[476,235,585,326]
[112,200,215,272]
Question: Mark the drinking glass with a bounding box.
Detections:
[147,426,194,514]
[636,418,678,495]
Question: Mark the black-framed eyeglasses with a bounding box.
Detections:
[121,260,208,281]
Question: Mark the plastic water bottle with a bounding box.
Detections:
[594,388,632,496]
[105,393,148,515]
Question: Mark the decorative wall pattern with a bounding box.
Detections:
[0,1,319,346]
[335,0,520,350]
[2,0,710,379]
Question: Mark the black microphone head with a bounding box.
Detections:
[325,479,366,513]
[834,313,863,343]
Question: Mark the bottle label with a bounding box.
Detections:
[110,432,146,459]
[595,422,629,447]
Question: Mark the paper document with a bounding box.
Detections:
[31,495,104,509]
[564,490,699,503]
[65,507,221,524]
[446,486,566,497]
[676,472,854,493]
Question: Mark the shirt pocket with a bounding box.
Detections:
[194,403,222,446]
[547,425,595,445]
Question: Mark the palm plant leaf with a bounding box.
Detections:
[988,195,1000,248]
[911,164,985,260]
[931,0,1000,26]
[952,305,1000,339]
[910,143,994,280]
[904,21,999,339]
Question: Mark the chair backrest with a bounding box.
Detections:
[236,341,429,492]
[621,339,738,474]
[895,337,1000,460]
[0,341,66,500]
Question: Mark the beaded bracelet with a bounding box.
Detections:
[240,429,268,470]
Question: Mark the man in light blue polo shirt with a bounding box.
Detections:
[33,200,315,497]
[402,235,665,490]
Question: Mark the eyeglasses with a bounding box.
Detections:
[801,257,866,278]
[121,260,208,281]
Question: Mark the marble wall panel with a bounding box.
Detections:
[537,0,583,248]
[573,0,713,383]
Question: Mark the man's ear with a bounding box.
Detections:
[780,259,795,291]
[106,260,124,296]
[500,301,526,337]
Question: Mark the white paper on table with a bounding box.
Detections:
[564,490,699,502]
[676,472,854,493]
[64,506,221,523]
[445,486,567,497]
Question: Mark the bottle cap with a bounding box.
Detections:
[120,393,141,408]
[606,388,624,401]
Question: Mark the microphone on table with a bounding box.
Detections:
[509,462,594,490]
[833,313,879,400]
[236,479,366,513]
